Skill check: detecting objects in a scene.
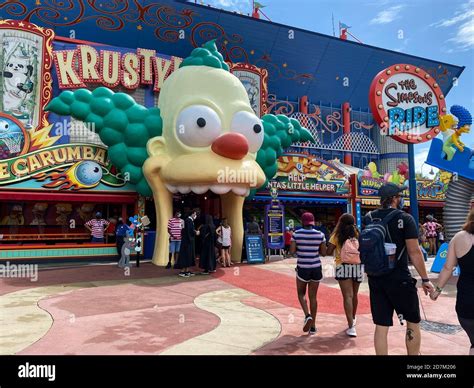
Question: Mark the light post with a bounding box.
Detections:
[420,162,435,178]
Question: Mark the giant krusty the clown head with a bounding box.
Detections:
[47,40,314,265]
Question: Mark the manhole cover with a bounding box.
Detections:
[420,320,463,335]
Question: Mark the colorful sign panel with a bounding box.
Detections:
[0,20,268,193]
[0,113,130,191]
[245,234,265,264]
[53,45,183,92]
[369,64,446,144]
[357,168,450,201]
[0,19,54,132]
[265,201,285,249]
[267,154,349,195]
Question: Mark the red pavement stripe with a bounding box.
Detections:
[213,265,371,315]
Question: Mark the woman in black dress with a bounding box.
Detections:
[431,209,474,355]
[177,210,199,277]
[199,214,217,274]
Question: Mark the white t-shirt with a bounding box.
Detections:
[218,226,232,246]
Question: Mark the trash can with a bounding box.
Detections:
[144,230,156,260]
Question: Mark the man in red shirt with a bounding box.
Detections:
[167,211,184,269]
[85,212,110,243]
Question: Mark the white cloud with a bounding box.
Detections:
[431,0,474,51]
[370,5,405,25]
[414,147,439,177]
[203,0,252,13]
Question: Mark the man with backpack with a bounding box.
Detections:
[360,183,434,355]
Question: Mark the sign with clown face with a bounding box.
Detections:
[369,64,446,144]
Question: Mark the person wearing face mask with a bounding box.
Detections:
[176,210,200,277]
[361,182,433,355]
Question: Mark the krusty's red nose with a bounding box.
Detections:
[211,133,249,160]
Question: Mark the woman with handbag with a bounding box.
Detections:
[327,213,362,337]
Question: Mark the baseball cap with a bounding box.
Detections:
[95,211,102,217]
[379,182,404,198]
[301,212,315,226]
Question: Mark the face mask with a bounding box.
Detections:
[398,197,405,210]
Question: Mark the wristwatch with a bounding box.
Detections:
[435,285,443,293]
[421,278,430,283]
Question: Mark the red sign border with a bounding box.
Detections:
[369,64,447,144]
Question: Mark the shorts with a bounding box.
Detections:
[91,237,104,243]
[170,240,181,254]
[222,245,230,250]
[335,264,363,282]
[368,275,421,326]
[295,266,323,283]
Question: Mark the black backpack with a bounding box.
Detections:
[359,209,406,276]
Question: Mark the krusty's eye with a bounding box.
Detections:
[176,105,222,147]
[230,111,264,152]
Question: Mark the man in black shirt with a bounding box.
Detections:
[362,183,434,355]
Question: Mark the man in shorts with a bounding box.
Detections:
[362,183,434,355]
[167,211,184,269]
[290,212,327,335]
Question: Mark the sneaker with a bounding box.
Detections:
[309,327,317,335]
[187,272,195,277]
[303,315,313,332]
[201,271,210,275]
[165,262,171,269]
[352,317,357,326]
[346,326,357,337]
[178,272,188,278]
[209,270,217,273]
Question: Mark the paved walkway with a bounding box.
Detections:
[0,257,469,355]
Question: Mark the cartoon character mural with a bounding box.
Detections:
[30,202,48,226]
[55,203,72,225]
[439,105,472,161]
[74,203,95,224]
[1,35,39,127]
[47,40,314,266]
[426,105,474,239]
[1,204,24,225]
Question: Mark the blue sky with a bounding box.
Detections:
[201,0,474,175]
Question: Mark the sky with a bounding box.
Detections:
[199,0,474,176]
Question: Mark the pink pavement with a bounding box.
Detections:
[0,260,470,355]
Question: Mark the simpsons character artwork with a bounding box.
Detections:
[47,40,314,265]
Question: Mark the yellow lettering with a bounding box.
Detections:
[38,151,55,168]
[101,51,120,87]
[52,147,67,163]
[94,149,107,164]
[153,57,172,92]
[66,146,82,162]
[54,50,85,87]
[137,48,156,84]
[0,162,10,180]
[122,53,140,89]
[11,159,28,177]
[83,146,94,160]
[27,154,43,173]
[79,45,100,81]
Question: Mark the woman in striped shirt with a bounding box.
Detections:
[290,212,327,335]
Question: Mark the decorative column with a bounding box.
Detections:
[342,102,352,165]
[299,96,308,114]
